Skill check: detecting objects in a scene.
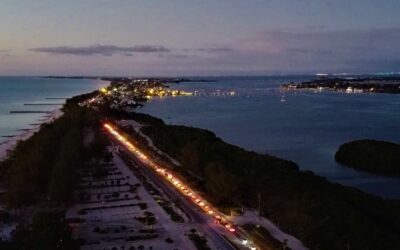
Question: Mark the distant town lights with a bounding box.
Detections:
[100,87,107,94]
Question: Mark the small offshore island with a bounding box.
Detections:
[0,77,399,250]
[281,76,400,94]
[336,139,400,176]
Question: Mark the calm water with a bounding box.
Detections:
[1,76,399,198]
[140,76,400,199]
[0,77,106,143]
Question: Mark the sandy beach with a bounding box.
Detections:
[0,109,63,162]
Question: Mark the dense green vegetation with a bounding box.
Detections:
[136,117,400,250]
[1,83,400,250]
[0,93,111,247]
[0,107,84,206]
[187,229,211,250]
[335,139,400,176]
[0,93,109,207]
[1,108,89,206]
[243,224,288,250]
[0,211,79,250]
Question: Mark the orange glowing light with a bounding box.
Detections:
[103,122,237,234]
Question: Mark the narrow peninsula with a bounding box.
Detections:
[1,78,400,250]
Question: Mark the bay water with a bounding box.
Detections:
[140,76,400,198]
[1,76,399,198]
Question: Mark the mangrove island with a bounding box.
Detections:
[335,139,400,176]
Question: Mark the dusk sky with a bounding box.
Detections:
[1,0,400,76]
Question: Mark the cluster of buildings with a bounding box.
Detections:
[82,78,194,113]
[282,77,400,94]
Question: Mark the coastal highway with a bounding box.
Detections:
[103,123,255,250]
[127,151,238,250]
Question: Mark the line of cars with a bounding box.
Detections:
[103,122,258,250]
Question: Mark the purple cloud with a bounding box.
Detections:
[196,47,233,52]
[286,48,333,56]
[257,28,400,55]
[29,44,170,56]
[159,53,193,59]
[227,27,400,73]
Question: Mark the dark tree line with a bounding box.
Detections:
[139,118,400,250]
[0,97,111,207]
[1,106,86,206]
[0,93,115,248]
[0,211,79,250]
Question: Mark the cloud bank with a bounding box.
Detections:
[29,45,170,56]
[196,47,233,52]
[4,28,399,75]
[225,27,400,73]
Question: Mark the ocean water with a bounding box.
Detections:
[0,77,106,143]
[140,76,400,199]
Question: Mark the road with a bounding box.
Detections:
[131,154,239,249]
[104,123,257,250]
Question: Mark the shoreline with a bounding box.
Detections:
[281,76,400,94]
[0,76,108,162]
[1,78,399,249]
[0,109,63,161]
[139,80,400,199]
